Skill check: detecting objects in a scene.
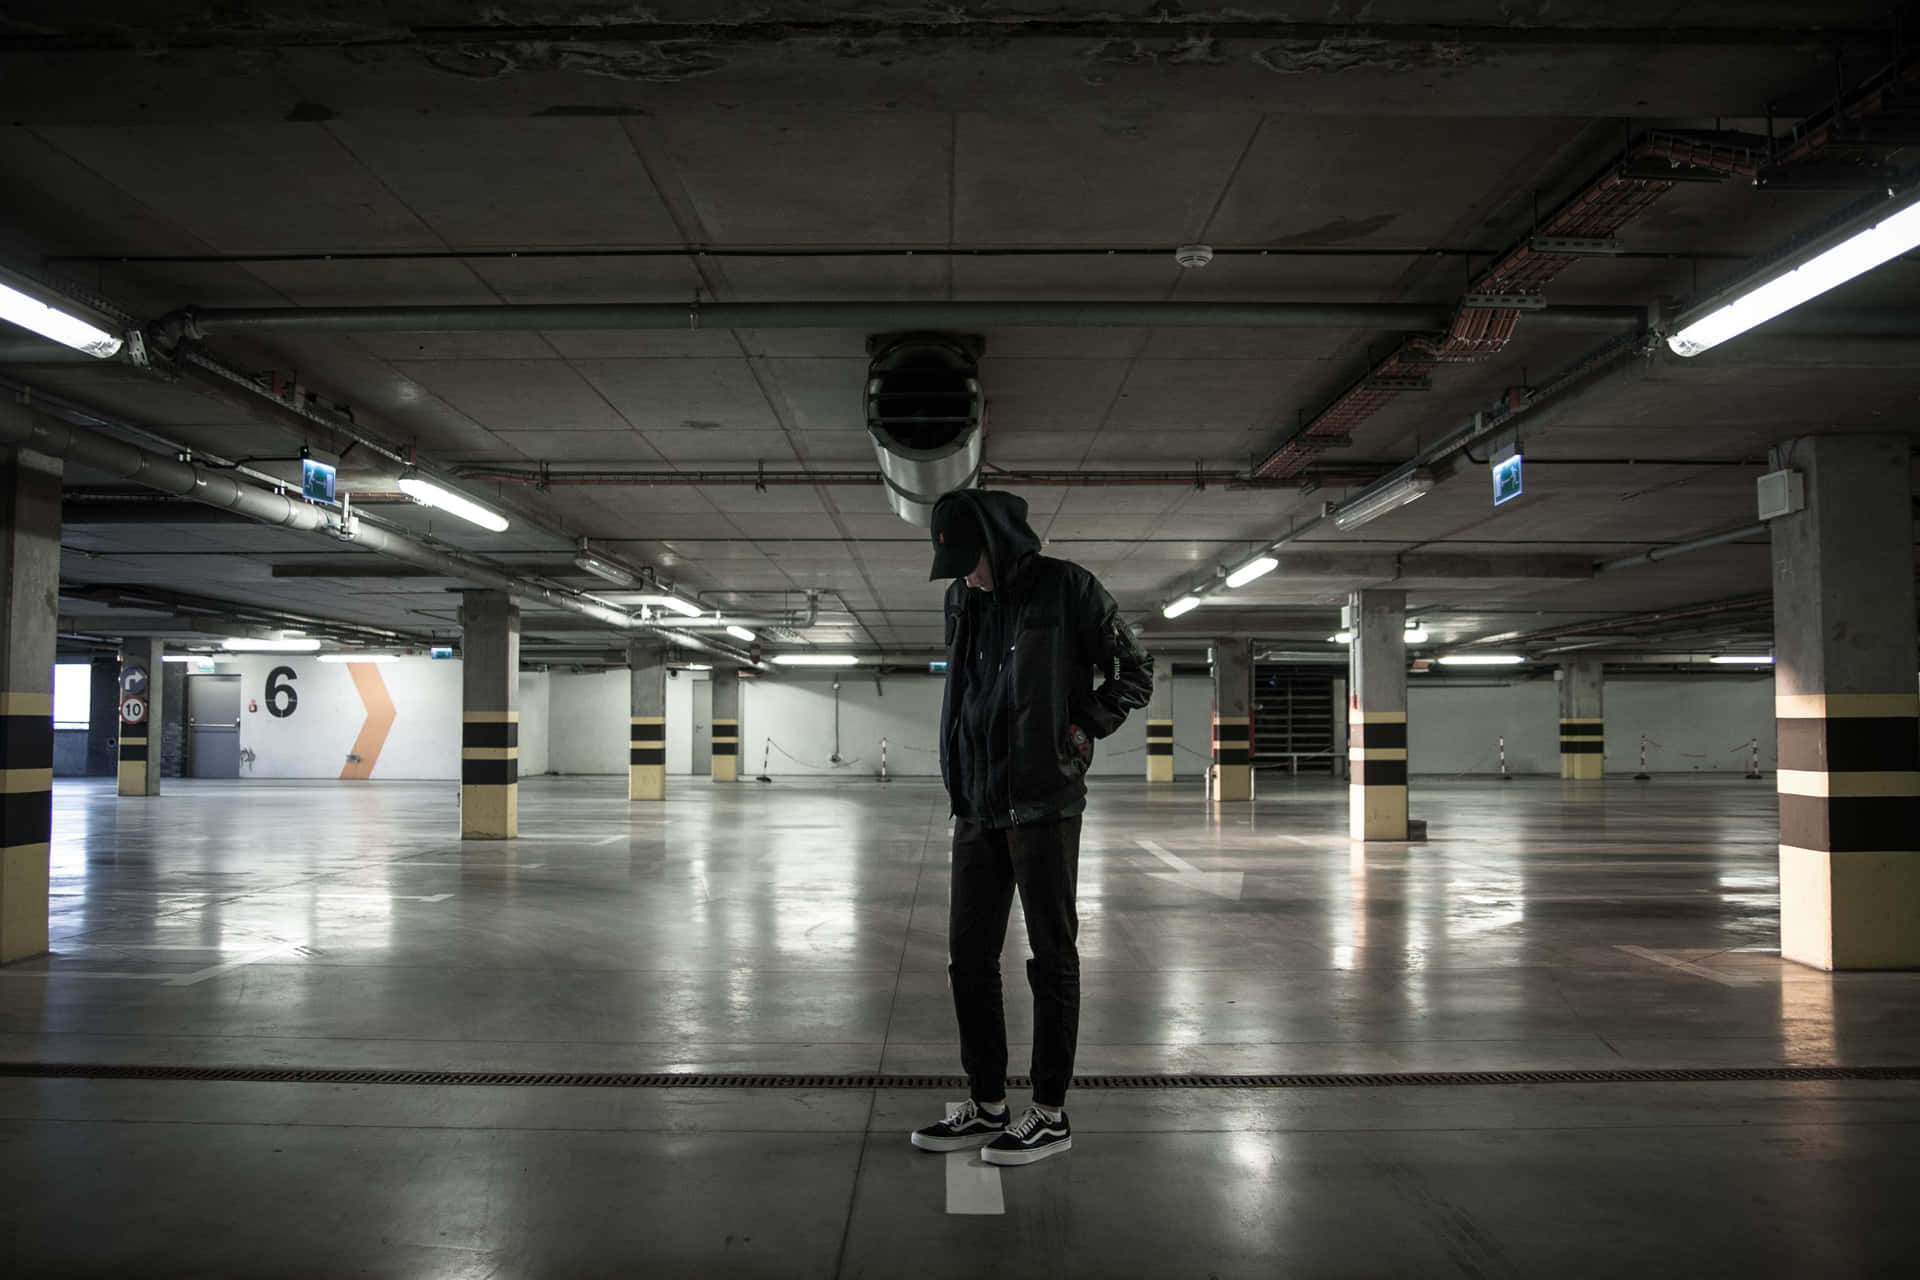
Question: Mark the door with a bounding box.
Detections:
[186,675,242,778]
[690,677,712,775]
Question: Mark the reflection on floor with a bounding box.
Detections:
[3,775,1915,1276]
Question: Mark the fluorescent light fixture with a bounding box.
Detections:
[161,654,208,663]
[1162,595,1202,619]
[634,594,704,619]
[572,548,637,587]
[683,663,712,671]
[1669,190,1920,357]
[1224,555,1278,589]
[725,625,757,643]
[395,471,510,533]
[221,637,322,653]
[0,271,123,358]
[1710,654,1775,665]
[1404,627,1430,644]
[1331,473,1435,532]
[1437,653,1525,667]
[1329,631,1353,644]
[772,654,860,667]
[317,653,400,663]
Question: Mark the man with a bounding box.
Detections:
[910,487,1153,1166]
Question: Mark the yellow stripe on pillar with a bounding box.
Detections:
[1145,718,1174,783]
[630,716,666,801]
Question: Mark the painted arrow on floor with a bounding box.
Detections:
[1135,839,1244,900]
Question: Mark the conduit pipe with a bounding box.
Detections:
[161,301,1647,338]
[0,398,762,668]
[1593,522,1769,574]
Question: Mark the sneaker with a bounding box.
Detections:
[981,1105,1072,1165]
[910,1099,1009,1152]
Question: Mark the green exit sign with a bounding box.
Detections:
[1492,453,1523,506]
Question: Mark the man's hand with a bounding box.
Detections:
[1067,723,1092,765]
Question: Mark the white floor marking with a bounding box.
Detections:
[1615,945,1762,988]
[265,892,453,904]
[1135,839,1245,900]
[942,1100,1006,1216]
[0,970,175,981]
[401,862,546,869]
[509,833,626,845]
[168,943,301,987]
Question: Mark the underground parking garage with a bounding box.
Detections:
[2,4,1919,1275]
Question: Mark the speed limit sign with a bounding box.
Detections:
[120,695,148,725]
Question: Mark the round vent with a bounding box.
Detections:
[865,332,985,527]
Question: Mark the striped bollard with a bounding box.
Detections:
[755,737,773,784]
[1633,734,1651,781]
[1498,736,1512,782]
[1746,737,1762,780]
[880,736,890,783]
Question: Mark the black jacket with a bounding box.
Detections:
[936,490,1154,828]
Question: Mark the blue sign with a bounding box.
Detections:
[1492,453,1523,506]
[301,456,337,504]
[430,646,454,661]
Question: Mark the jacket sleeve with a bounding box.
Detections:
[1072,568,1154,739]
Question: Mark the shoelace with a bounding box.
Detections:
[1006,1107,1051,1140]
[946,1100,985,1126]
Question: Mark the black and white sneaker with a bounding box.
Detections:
[981,1106,1072,1165]
[910,1099,1009,1152]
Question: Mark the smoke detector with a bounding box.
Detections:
[1174,244,1214,269]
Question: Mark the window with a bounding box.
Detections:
[53,663,92,730]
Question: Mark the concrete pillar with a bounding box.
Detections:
[1211,638,1252,802]
[1348,589,1409,840]
[86,655,119,776]
[459,591,519,840]
[0,448,60,963]
[116,638,164,797]
[1145,655,1174,783]
[1769,434,1919,970]
[711,667,740,783]
[629,640,667,801]
[1559,658,1605,780]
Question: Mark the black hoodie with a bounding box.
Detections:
[934,490,1154,828]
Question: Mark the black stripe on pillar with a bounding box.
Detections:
[0,714,53,771]
[1213,722,1250,743]
[1778,717,1920,774]
[631,722,666,743]
[461,759,518,786]
[1146,742,1174,756]
[712,742,739,756]
[630,747,666,766]
[1,792,53,848]
[1780,793,1920,852]
[462,721,519,749]
[1559,741,1604,754]
[1213,747,1251,765]
[1352,721,1407,750]
[1559,722,1604,737]
[1356,759,1409,787]
[118,742,149,762]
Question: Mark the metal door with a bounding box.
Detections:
[186,675,242,778]
[690,677,712,775]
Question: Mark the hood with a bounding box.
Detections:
[932,488,1041,591]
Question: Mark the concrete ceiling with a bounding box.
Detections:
[3,3,1918,662]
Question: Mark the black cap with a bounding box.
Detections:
[928,498,983,581]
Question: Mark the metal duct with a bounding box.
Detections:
[865,333,985,527]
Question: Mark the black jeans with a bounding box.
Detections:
[947,815,1082,1109]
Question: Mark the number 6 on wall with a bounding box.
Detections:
[266,666,299,718]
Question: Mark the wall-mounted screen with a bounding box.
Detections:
[302,457,338,504]
[1492,453,1523,506]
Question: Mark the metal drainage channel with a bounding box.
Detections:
[2,1064,1916,1090]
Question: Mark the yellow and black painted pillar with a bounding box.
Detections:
[1347,589,1409,840]
[1558,657,1605,780]
[629,640,667,801]
[710,667,739,784]
[459,591,519,839]
[1211,638,1252,802]
[1769,434,1919,970]
[1145,658,1173,782]
[116,637,163,797]
[0,445,60,962]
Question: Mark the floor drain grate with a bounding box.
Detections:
[1,1063,1916,1090]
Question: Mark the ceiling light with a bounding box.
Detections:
[1403,627,1430,644]
[572,546,637,587]
[1162,595,1202,619]
[683,663,712,671]
[1331,473,1435,531]
[395,471,510,533]
[633,594,704,619]
[1437,653,1525,666]
[221,637,322,653]
[1710,654,1775,665]
[772,654,860,667]
[161,654,213,663]
[317,653,400,663]
[0,269,123,358]
[1329,631,1353,644]
[1224,555,1278,589]
[1669,188,1920,357]
[725,625,757,643]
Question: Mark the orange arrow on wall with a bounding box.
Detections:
[341,662,396,780]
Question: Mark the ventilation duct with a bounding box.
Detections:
[865,332,984,527]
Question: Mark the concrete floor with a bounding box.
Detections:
[3,774,1917,1277]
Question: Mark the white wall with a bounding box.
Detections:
[546,668,629,775]
[517,670,550,777]
[231,655,462,779]
[666,670,697,775]
[1409,679,1561,775]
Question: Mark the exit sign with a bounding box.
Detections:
[1492,453,1523,506]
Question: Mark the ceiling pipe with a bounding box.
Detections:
[157,301,1646,339]
[452,464,1283,489]
[1593,522,1770,574]
[0,398,765,669]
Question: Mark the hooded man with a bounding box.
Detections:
[910,488,1153,1166]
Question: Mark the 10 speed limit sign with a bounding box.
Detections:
[119,695,148,724]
